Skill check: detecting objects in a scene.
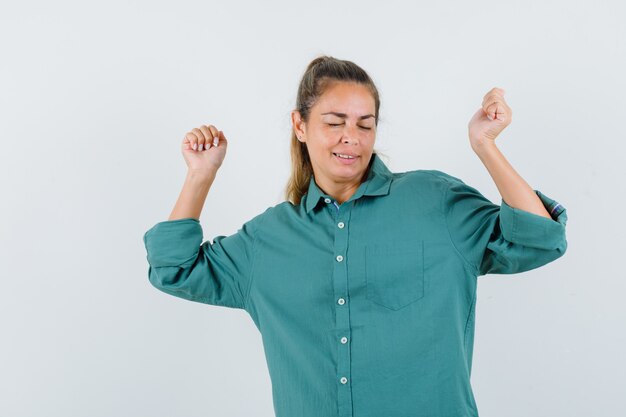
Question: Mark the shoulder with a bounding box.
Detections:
[407,168,465,185]
[242,200,298,233]
[391,168,467,193]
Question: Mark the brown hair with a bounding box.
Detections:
[285,55,384,205]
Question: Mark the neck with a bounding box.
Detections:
[315,167,370,205]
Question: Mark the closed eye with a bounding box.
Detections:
[328,123,371,130]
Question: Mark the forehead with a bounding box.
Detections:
[314,82,375,116]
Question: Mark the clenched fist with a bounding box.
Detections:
[181,124,228,174]
[468,87,512,149]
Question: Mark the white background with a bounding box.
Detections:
[1,1,624,416]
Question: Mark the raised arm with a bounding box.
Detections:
[143,124,260,310]
[468,87,553,219]
[433,88,568,277]
[169,124,226,220]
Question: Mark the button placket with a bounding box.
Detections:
[331,201,353,415]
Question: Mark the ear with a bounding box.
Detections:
[291,110,306,142]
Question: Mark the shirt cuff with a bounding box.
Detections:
[143,218,203,268]
[499,190,568,250]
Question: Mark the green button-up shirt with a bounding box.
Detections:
[143,153,568,417]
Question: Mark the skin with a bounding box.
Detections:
[168,124,225,220]
[291,81,377,204]
[167,84,553,222]
[468,87,552,219]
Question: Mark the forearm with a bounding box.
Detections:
[472,142,551,219]
[168,170,217,221]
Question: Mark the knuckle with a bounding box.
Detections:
[192,128,204,138]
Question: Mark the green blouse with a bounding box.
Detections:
[143,153,568,417]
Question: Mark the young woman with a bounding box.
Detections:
[143,55,568,417]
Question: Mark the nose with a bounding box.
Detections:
[341,125,360,145]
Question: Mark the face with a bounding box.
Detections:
[292,81,377,189]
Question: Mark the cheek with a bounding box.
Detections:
[306,139,331,156]
[309,135,336,151]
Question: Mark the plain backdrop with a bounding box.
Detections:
[1,1,624,416]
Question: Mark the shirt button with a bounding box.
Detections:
[324,198,331,203]
[337,298,345,305]
[340,336,348,344]
[340,377,348,384]
[337,222,345,228]
[336,255,343,262]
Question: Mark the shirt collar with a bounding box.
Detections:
[304,153,393,213]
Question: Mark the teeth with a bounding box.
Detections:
[336,153,355,159]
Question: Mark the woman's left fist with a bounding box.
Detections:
[468,87,512,148]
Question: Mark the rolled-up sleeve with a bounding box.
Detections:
[438,173,568,276]
[142,216,259,309]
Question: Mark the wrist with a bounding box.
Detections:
[471,138,498,156]
[186,169,217,185]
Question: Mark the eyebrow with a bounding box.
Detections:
[321,112,375,120]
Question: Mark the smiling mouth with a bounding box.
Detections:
[333,153,358,160]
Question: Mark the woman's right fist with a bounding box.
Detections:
[181,124,228,173]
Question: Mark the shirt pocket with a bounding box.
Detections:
[365,241,425,311]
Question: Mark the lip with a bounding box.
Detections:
[333,152,359,165]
